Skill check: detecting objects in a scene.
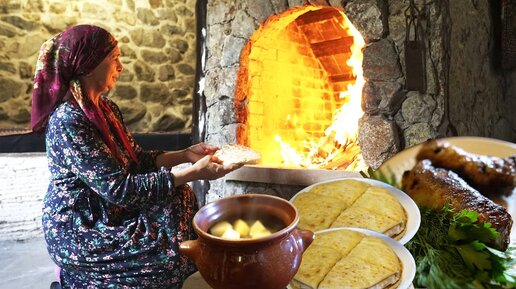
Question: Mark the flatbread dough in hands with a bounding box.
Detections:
[213,144,261,165]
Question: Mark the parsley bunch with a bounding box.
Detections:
[406,207,516,289]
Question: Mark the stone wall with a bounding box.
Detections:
[448,0,516,141]
[201,0,450,202]
[0,0,196,133]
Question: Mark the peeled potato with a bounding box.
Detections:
[233,219,250,237]
[249,220,271,238]
[251,229,271,238]
[250,220,266,232]
[210,221,232,237]
[211,219,273,239]
[222,227,241,240]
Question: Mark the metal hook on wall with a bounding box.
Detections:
[404,0,426,92]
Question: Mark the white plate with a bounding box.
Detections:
[290,177,420,244]
[288,227,416,289]
[377,136,516,241]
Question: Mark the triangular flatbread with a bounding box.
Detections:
[347,236,401,273]
[330,206,403,238]
[353,186,406,224]
[293,244,342,289]
[318,256,399,289]
[346,187,407,237]
[293,193,347,232]
[308,179,370,207]
[314,229,364,256]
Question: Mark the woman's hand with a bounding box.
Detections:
[172,155,242,186]
[192,155,242,180]
[184,143,219,163]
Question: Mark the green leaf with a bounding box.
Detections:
[456,242,492,272]
[449,210,499,243]
[407,206,516,289]
[454,209,479,223]
[361,166,400,188]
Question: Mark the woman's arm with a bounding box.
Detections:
[155,150,189,168]
[172,154,241,186]
[155,143,219,168]
[53,114,177,208]
[54,111,240,207]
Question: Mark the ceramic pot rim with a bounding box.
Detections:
[192,194,300,246]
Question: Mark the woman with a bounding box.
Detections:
[32,25,240,288]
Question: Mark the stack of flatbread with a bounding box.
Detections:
[212,144,261,165]
[292,179,407,240]
[291,230,402,289]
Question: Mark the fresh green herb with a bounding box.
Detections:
[406,206,516,289]
[361,167,400,188]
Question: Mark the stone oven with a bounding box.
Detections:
[193,0,450,204]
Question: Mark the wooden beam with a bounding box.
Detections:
[328,74,355,83]
[295,9,343,26]
[311,37,354,57]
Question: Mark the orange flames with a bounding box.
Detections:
[236,7,367,171]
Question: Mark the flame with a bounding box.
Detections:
[238,7,368,171]
[273,12,367,171]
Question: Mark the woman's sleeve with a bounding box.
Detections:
[55,112,176,208]
[130,136,164,173]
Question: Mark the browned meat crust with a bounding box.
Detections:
[416,139,516,196]
[402,160,513,251]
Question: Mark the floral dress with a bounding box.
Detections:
[42,98,197,289]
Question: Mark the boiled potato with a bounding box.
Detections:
[210,221,232,237]
[250,229,272,238]
[222,227,241,240]
[211,219,272,239]
[233,219,250,237]
[249,220,271,238]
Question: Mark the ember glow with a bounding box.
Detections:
[236,6,368,171]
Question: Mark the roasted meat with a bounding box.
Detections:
[416,139,516,196]
[402,159,513,251]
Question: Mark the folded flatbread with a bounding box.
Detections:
[318,256,399,289]
[293,193,347,232]
[212,144,261,165]
[291,231,402,289]
[314,229,364,256]
[308,179,370,207]
[353,187,406,223]
[292,244,342,289]
[330,205,403,238]
[293,179,407,238]
[348,187,407,238]
[347,237,401,273]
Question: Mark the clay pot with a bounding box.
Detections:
[179,194,314,289]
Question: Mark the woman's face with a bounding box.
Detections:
[83,46,123,96]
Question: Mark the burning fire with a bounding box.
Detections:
[275,12,366,171]
[237,7,368,171]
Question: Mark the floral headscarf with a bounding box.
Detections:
[31,24,137,165]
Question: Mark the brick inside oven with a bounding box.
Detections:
[234,6,364,171]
